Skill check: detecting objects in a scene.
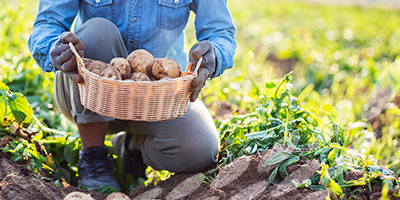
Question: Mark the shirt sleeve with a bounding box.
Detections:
[28,1,79,72]
[189,0,237,78]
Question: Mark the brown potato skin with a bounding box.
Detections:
[159,77,172,81]
[100,66,122,80]
[110,58,131,80]
[152,58,181,79]
[130,72,151,81]
[86,60,107,75]
[83,59,92,66]
[126,49,154,77]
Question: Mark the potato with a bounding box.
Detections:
[126,49,154,77]
[159,77,172,81]
[100,66,122,80]
[105,192,130,200]
[152,58,181,79]
[63,192,94,200]
[83,59,92,66]
[86,60,107,75]
[130,72,151,81]
[110,58,131,80]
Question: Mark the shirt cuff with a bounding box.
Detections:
[41,55,56,72]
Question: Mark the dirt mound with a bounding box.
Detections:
[129,148,391,200]
[129,149,327,200]
[0,152,106,200]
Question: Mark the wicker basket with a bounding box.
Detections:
[69,42,200,122]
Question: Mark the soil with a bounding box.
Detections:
[0,152,106,200]
[0,141,393,200]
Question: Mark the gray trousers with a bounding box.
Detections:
[53,18,219,173]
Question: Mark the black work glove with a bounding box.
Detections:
[189,40,217,102]
[50,32,85,83]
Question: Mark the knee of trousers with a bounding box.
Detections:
[143,130,220,173]
[77,17,119,38]
[75,17,126,62]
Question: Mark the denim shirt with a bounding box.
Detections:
[28,0,236,78]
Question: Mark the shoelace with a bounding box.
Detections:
[86,156,114,178]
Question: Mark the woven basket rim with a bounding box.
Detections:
[79,58,195,85]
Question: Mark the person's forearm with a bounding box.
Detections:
[28,0,79,72]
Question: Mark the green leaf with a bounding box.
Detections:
[106,187,120,195]
[0,95,8,124]
[126,184,136,193]
[314,147,328,156]
[245,130,268,139]
[58,167,71,183]
[282,156,300,166]
[96,185,110,193]
[307,95,317,107]
[14,143,24,153]
[250,144,258,154]
[245,146,252,153]
[7,93,33,124]
[41,163,53,171]
[10,155,23,162]
[262,151,292,166]
[29,143,41,160]
[381,179,393,190]
[278,164,288,179]
[329,143,341,148]
[265,82,276,89]
[96,185,119,195]
[319,148,331,164]
[297,83,314,101]
[267,165,279,185]
[137,177,146,185]
[33,131,43,140]
[54,180,61,188]
[329,179,343,197]
[321,174,330,187]
[1,144,10,152]
[0,82,9,96]
[292,179,311,188]
[105,145,119,156]
[63,142,79,165]
[328,149,338,166]
[39,154,48,163]
[322,104,339,123]
[279,156,300,179]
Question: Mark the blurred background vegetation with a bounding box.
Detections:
[2,0,400,184]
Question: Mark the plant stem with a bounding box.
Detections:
[32,114,67,136]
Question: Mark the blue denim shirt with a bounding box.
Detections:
[28,0,236,78]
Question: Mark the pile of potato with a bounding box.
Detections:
[84,49,181,81]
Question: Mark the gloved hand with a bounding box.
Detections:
[50,32,85,83]
[189,40,217,102]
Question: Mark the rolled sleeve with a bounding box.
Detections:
[29,29,60,72]
[28,0,79,72]
[190,0,237,78]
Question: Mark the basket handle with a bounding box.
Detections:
[186,56,203,77]
[69,42,85,69]
[193,56,203,77]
